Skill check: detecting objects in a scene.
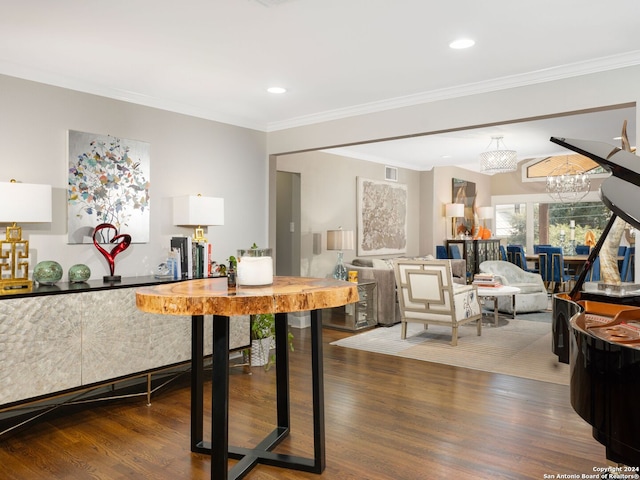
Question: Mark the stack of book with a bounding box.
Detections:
[472,273,502,288]
[170,236,213,280]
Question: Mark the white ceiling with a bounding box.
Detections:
[1,0,639,170]
[324,106,637,172]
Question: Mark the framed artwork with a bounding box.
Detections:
[68,130,151,244]
[452,178,476,236]
[357,177,407,256]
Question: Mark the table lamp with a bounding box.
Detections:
[173,194,224,242]
[478,206,494,229]
[326,227,355,280]
[0,180,52,294]
[445,203,464,238]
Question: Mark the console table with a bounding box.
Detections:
[0,276,249,411]
[136,276,358,480]
[447,239,501,281]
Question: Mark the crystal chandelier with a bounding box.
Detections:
[479,136,518,173]
[546,157,590,203]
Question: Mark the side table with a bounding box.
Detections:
[476,285,521,326]
[322,281,377,331]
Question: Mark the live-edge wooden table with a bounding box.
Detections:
[135,276,359,480]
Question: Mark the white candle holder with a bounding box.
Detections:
[237,247,273,286]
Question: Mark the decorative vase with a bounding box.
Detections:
[237,247,273,286]
[68,264,91,283]
[250,337,273,366]
[33,261,63,285]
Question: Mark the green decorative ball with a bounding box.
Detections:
[33,261,63,285]
[68,264,91,283]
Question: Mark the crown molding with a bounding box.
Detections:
[266,51,640,132]
[0,59,267,132]
[3,51,640,135]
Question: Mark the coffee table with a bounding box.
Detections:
[476,285,521,326]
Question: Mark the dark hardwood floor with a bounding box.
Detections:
[0,325,607,479]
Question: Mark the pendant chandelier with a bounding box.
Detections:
[546,156,591,203]
[479,136,518,173]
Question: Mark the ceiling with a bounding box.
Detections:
[1,0,639,171]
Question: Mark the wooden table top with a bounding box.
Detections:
[525,254,623,263]
[135,276,359,317]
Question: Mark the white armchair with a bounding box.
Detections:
[479,260,548,314]
[393,259,482,346]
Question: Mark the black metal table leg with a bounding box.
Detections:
[191,315,205,452]
[190,311,326,479]
[211,314,230,479]
[275,312,291,431]
[310,309,326,472]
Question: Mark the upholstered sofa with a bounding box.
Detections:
[478,260,548,314]
[345,256,466,326]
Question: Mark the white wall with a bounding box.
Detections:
[277,150,421,278]
[268,65,640,270]
[0,74,267,281]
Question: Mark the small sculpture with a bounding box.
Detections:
[600,121,634,285]
[92,223,131,282]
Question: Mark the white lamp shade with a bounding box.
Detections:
[326,229,355,251]
[0,181,52,223]
[445,203,464,218]
[173,195,224,226]
[478,206,494,219]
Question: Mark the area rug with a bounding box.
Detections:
[330,313,569,385]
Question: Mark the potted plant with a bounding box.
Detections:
[250,312,294,371]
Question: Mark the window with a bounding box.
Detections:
[495,197,611,252]
[495,203,526,246]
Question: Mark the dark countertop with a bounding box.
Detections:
[1,275,185,300]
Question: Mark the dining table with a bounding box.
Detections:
[525,253,623,277]
[135,276,359,480]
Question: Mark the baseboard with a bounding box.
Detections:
[288,311,311,329]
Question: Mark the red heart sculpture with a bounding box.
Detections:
[92,223,132,277]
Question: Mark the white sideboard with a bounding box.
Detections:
[0,277,250,407]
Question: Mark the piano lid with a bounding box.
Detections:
[550,136,640,231]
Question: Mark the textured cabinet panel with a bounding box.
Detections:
[81,289,174,384]
[1,284,250,406]
[446,239,501,281]
[0,295,82,405]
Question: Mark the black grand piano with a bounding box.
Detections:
[550,136,640,467]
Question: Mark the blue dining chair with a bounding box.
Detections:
[448,244,462,259]
[621,246,635,282]
[587,256,600,282]
[506,245,528,271]
[575,245,590,255]
[436,245,448,259]
[538,246,572,292]
[499,245,507,261]
[533,244,552,254]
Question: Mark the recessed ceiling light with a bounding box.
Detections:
[449,38,475,49]
[267,86,287,94]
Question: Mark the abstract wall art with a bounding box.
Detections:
[452,178,476,237]
[357,177,407,256]
[68,130,150,244]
